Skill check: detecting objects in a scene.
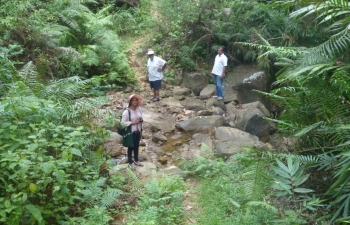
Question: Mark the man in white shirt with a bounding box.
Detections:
[210,47,227,100]
[147,50,167,102]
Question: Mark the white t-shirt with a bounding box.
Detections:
[147,56,166,81]
[212,54,228,76]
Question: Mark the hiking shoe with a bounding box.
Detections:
[212,95,218,98]
[128,163,135,170]
[150,97,157,101]
[217,97,223,100]
[152,97,160,102]
[134,162,144,167]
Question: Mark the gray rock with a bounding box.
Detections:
[152,133,168,142]
[181,98,206,111]
[173,86,191,96]
[157,166,183,177]
[181,72,209,96]
[175,116,226,133]
[244,114,276,142]
[214,127,267,157]
[200,84,216,97]
[135,162,158,177]
[212,107,224,116]
[223,85,237,103]
[225,101,270,130]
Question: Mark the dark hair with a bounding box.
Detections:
[219,46,225,52]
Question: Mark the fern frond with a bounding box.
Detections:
[244,201,279,214]
[241,158,270,201]
[99,188,123,208]
[294,121,324,137]
[296,155,319,163]
[126,168,144,194]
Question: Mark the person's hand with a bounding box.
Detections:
[132,119,140,124]
[220,74,225,79]
[157,68,163,72]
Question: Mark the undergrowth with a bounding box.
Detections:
[180,147,331,225]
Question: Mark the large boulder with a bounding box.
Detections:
[175,115,226,133]
[173,70,184,85]
[181,72,209,96]
[188,133,214,158]
[235,71,275,110]
[180,98,206,111]
[205,98,226,110]
[200,84,216,97]
[214,127,267,157]
[173,86,191,96]
[225,101,270,130]
[244,114,276,142]
[142,107,175,133]
[223,85,237,103]
[103,132,123,156]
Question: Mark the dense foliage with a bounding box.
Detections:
[153,0,326,74]
[0,0,155,224]
[2,0,350,224]
[154,0,350,223]
[0,0,156,88]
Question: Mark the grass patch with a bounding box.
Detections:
[180,149,289,225]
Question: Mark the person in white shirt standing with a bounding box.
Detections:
[210,47,227,100]
[147,50,167,102]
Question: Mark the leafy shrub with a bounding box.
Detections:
[128,175,186,225]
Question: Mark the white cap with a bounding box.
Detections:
[147,50,155,55]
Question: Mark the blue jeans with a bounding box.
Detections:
[214,74,224,98]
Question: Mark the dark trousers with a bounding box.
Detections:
[127,131,141,164]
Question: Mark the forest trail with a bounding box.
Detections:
[122,3,201,224]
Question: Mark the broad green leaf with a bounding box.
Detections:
[341,150,350,156]
[272,176,291,185]
[276,159,289,173]
[41,162,55,174]
[229,199,241,208]
[1,122,12,128]
[272,166,291,178]
[274,191,290,197]
[290,160,300,176]
[26,204,43,223]
[287,157,294,173]
[294,188,314,193]
[22,193,27,203]
[293,174,310,186]
[70,148,82,157]
[272,182,292,191]
[327,170,350,194]
[4,200,11,208]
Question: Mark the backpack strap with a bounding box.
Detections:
[120,108,131,122]
[126,107,131,121]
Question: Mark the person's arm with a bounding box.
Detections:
[221,56,228,78]
[221,66,226,78]
[157,62,167,72]
[161,62,167,71]
[146,61,150,80]
[121,110,132,126]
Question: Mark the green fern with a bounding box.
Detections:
[126,168,144,195]
[241,159,270,201]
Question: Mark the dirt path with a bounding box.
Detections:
[120,3,201,224]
